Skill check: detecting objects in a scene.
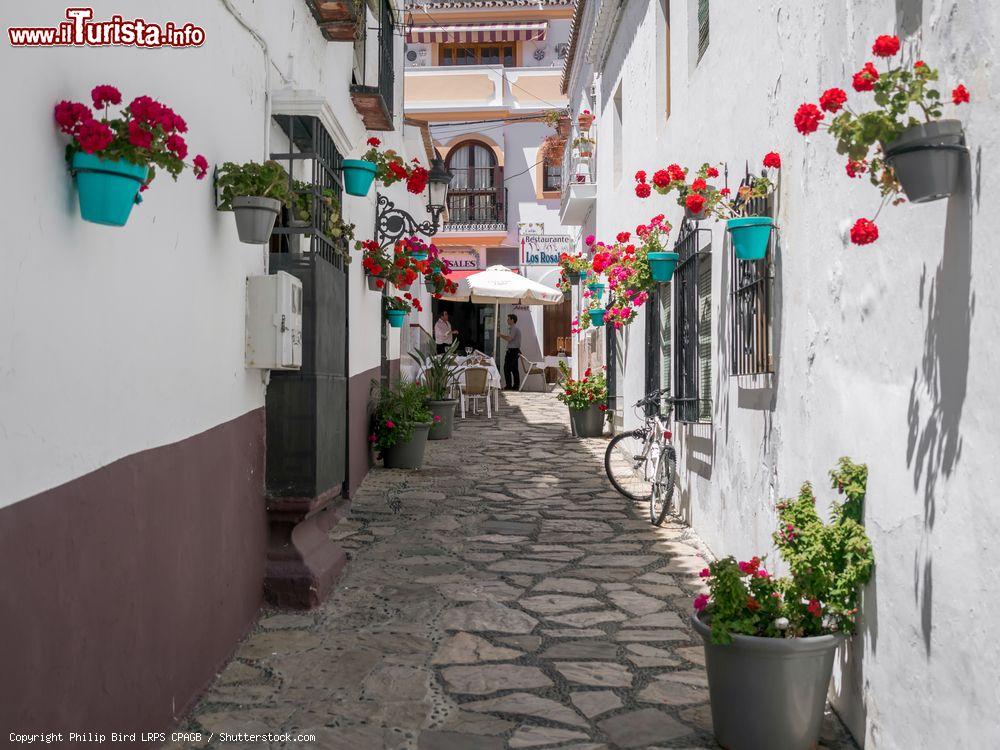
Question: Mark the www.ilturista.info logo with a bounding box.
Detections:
[8,7,205,48]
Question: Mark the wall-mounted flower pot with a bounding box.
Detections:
[569,404,604,438]
[685,206,709,222]
[556,116,572,139]
[427,400,458,440]
[579,150,593,158]
[647,251,680,281]
[566,270,582,283]
[70,153,148,226]
[342,159,377,197]
[367,274,383,291]
[232,196,282,244]
[386,310,406,328]
[410,250,428,262]
[589,308,606,327]
[727,217,774,261]
[382,423,432,469]
[883,119,966,204]
[578,113,595,131]
[692,612,842,750]
[587,281,605,300]
[286,218,311,254]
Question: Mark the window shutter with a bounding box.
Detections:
[697,256,712,421]
[697,0,710,61]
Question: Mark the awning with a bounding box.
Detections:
[406,22,547,44]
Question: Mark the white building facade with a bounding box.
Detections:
[0,0,434,735]
[561,0,1000,747]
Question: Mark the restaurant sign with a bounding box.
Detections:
[521,234,572,266]
[440,249,481,271]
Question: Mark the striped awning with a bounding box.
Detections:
[406,21,547,44]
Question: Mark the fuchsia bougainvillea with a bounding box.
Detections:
[794,35,969,244]
[54,84,207,188]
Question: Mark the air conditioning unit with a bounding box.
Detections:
[406,44,431,67]
[246,271,303,370]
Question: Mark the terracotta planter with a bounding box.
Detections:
[578,112,595,131]
[556,116,572,139]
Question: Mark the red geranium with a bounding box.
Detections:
[690,178,707,191]
[852,62,879,92]
[685,193,705,214]
[616,231,631,242]
[762,151,781,169]
[872,35,900,58]
[128,120,153,149]
[845,159,867,178]
[667,163,685,182]
[406,165,428,194]
[91,84,121,110]
[635,182,651,198]
[76,119,114,153]
[819,87,847,113]
[634,169,647,183]
[849,218,879,245]
[367,137,381,146]
[952,84,970,105]
[706,166,719,178]
[166,133,187,159]
[793,103,824,134]
[54,101,93,135]
[192,154,208,180]
[652,169,671,188]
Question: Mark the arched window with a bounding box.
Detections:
[446,141,502,226]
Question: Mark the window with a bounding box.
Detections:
[612,85,623,186]
[697,0,709,62]
[660,283,671,407]
[673,223,712,422]
[730,185,775,375]
[543,162,561,192]
[446,141,503,226]
[441,43,516,67]
[658,0,671,120]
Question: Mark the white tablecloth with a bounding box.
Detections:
[544,355,573,370]
[454,356,503,390]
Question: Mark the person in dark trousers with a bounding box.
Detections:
[499,313,522,390]
[434,310,458,354]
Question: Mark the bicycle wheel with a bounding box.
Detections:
[605,430,653,501]
[649,442,677,526]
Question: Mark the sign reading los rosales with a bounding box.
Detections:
[521,234,573,266]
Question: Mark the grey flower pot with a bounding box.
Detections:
[428,400,458,440]
[685,206,709,222]
[232,196,281,244]
[570,404,605,438]
[286,218,311,254]
[692,612,842,750]
[382,423,432,469]
[883,119,966,203]
[367,274,383,292]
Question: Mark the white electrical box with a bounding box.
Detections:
[246,271,303,370]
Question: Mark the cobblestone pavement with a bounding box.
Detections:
[171,391,859,750]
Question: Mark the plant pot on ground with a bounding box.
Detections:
[370,379,435,469]
[556,361,608,439]
[692,458,874,750]
[569,404,606,438]
[411,340,462,441]
[216,160,290,244]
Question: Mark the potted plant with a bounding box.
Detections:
[216,160,290,244]
[55,85,208,226]
[540,134,566,164]
[556,361,607,438]
[587,302,606,327]
[577,109,595,132]
[349,137,429,197]
[692,458,874,750]
[410,340,461,440]
[543,109,572,139]
[793,35,970,244]
[558,249,590,284]
[725,152,780,261]
[573,136,595,158]
[586,279,605,300]
[360,239,390,291]
[288,180,356,262]
[369,379,435,469]
[384,294,419,328]
[638,215,679,281]
[636,163,726,221]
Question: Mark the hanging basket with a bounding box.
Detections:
[589,308,606,327]
[386,309,406,328]
[727,217,774,261]
[586,281,605,301]
[647,251,680,281]
[883,119,966,204]
[70,153,148,227]
[341,159,377,197]
[410,250,428,262]
[565,270,582,283]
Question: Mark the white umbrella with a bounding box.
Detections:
[449,265,562,359]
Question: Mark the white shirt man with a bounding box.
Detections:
[434,311,458,353]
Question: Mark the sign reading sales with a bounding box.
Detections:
[521,234,572,266]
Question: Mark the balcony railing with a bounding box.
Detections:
[403,66,566,112]
[559,134,597,226]
[444,188,508,232]
[350,0,394,130]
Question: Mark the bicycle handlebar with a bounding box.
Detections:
[635,389,671,409]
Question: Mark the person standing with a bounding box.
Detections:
[434,310,458,354]
[498,313,522,390]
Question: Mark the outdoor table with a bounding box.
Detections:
[454,355,502,410]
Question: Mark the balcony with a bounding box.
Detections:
[404,66,566,114]
[304,0,361,41]
[559,142,596,226]
[442,168,508,233]
[350,0,394,130]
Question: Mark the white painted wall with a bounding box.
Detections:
[568,0,1000,747]
[0,0,426,508]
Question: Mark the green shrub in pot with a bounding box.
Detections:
[410,340,461,440]
[369,379,434,469]
[555,360,608,438]
[216,160,290,244]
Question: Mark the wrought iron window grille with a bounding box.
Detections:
[727,163,776,376]
[673,218,713,423]
[350,0,395,125]
[269,113,346,271]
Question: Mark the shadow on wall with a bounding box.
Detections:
[905,146,975,656]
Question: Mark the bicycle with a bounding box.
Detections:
[604,388,677,526]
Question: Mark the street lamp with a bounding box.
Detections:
[375,157,453,252]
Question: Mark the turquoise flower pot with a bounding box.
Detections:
[728,217,774,260]
[589,308,606,327]
[71,152,148,226]
[386,309,406,328]
[410,250,428,261]
[647,251,680,281]
[342,159,377,197]
[587,282,605,301]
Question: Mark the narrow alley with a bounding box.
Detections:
[170,392,857,750]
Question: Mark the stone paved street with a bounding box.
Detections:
[171,392,859,749]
